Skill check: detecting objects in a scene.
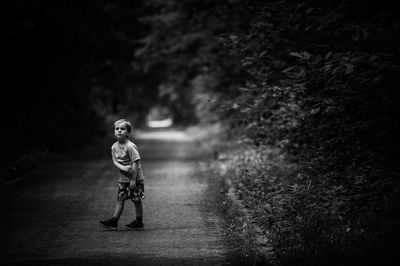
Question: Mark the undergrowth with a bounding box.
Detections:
[215,143,400,266]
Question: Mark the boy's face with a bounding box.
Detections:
[114,123,129,141]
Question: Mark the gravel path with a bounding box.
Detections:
[0,130,230,265]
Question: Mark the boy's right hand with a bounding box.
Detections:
[122,165,132,172]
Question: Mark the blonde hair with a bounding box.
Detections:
[114,119,133,133]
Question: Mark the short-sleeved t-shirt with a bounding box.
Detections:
[111,140,143,182]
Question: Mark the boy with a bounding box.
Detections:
[99,119,144,230]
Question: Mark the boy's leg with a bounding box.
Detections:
[113,200,125,219]
[134,180,144,222]
[125,200,144,229]
[134,200,143,221]
[125,180,144,230]
[114,182,129,218]
[99,183,128,230]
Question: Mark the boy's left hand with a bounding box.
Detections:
[127,165,133,173]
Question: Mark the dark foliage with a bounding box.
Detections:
[137,0,400,264]
[1,1,150,169]
[0,1,163,184]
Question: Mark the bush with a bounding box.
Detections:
[220,144,399,265]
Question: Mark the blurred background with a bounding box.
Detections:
[1,0,400,264]
[2,0,400,171]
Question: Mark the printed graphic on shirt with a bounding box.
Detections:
[111,141,141,182]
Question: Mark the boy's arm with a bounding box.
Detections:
[129,160,139,188]
[111,150,130,172]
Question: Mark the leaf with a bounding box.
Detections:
[282,66,296,73]
[344,63,354,75]
[290,51,311,60]
[259,50,268,58]
[305,7,315,14]
[290,52,302,58]
[310,108,320,114]
[325,51,332,59]
[302,52,311,60]
[369,55,378,63]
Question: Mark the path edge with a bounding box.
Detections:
[223,178,277,265]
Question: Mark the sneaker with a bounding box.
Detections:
[125,220,144,230]
[99,217,118,230]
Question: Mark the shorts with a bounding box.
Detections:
[117,181,144,202]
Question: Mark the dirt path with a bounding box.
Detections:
[0,130,230,265]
